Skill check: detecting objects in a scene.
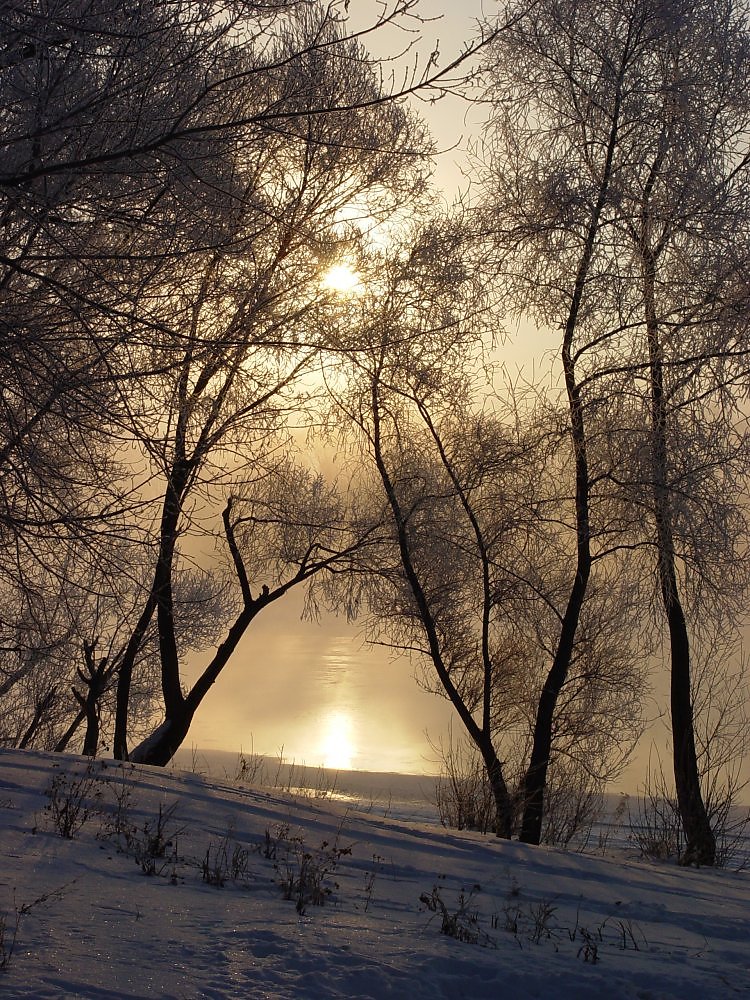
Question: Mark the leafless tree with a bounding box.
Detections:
[478,0,750,861]
[322,210,647,838]
[105,9,431,765]
[2,1,480,761]
[0,536,233,755]
[477,0,636,844]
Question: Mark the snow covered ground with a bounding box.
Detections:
[1,748,748,999]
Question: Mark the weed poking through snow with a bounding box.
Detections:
[43,762,103,839]
[419,884,496,948]
[0,884,72,971]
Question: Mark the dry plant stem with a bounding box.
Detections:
[44,761,103,839]
[1,884,72,971]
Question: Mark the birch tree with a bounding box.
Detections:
[324,212,646,839]
[607,0,750,866]
[479,0,750,861]
[478,0,643,844]
[325,217,517,836]
[108,10,430,765]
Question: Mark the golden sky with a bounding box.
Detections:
[183,2,490,775]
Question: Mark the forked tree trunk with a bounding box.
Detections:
[18,688,57,749]
[519,563,590,844]
[113,591,157,760]
[76,645,109,757]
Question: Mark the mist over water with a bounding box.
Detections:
[182,599,749,801]
[184,598,454,775]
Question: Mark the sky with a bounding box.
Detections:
[181,1,732,796]
[183,1,494,777]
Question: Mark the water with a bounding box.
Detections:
[184,601,454,775]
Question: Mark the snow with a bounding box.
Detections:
[128,721,175,765]
[1,749,748,999]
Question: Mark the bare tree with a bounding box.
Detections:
[322,209,647,839]
[3,0,484,760]
[1,0,513,760]
[103,9,431,765]
[477,0,643,844]
[0,534,233,755]
[606,0,750,866]
[319,214,513,835]
[478,0,750,861]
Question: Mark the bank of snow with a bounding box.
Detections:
[0,749,748,999]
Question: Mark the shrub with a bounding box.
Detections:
[266,824,352,914]
[201,833,252,887]
[419,884,495,948]
[540,762,604,850]
[430,737,496,835]
[629,764,684,863]
[43,763,103,839]
[127,801,183,877]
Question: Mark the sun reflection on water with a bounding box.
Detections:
[320,709,355,771]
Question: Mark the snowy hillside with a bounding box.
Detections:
[1,749,748,999]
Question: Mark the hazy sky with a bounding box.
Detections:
[181,2,696,794]
[184,2,491,776]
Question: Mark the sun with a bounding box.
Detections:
[320,709,355,771]
[321,262,362,296]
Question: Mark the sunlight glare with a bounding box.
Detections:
[320,709,355,771]
[321,262,362,296]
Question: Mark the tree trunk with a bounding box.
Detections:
[519,568,590,844]
[666,589,715,865]
[76,646,109,757]
[478,737,513,838]
[113,590,156,760]
[128,602,262,766]
[129,709,195,767]
[371,377,514,838]
[53,710,85,753]
[18,694,51,749]
[516,53,627,843]
[114,450,188,760]
[81,712,99,757]
[19,686,60,749]
[641,228,715,866]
